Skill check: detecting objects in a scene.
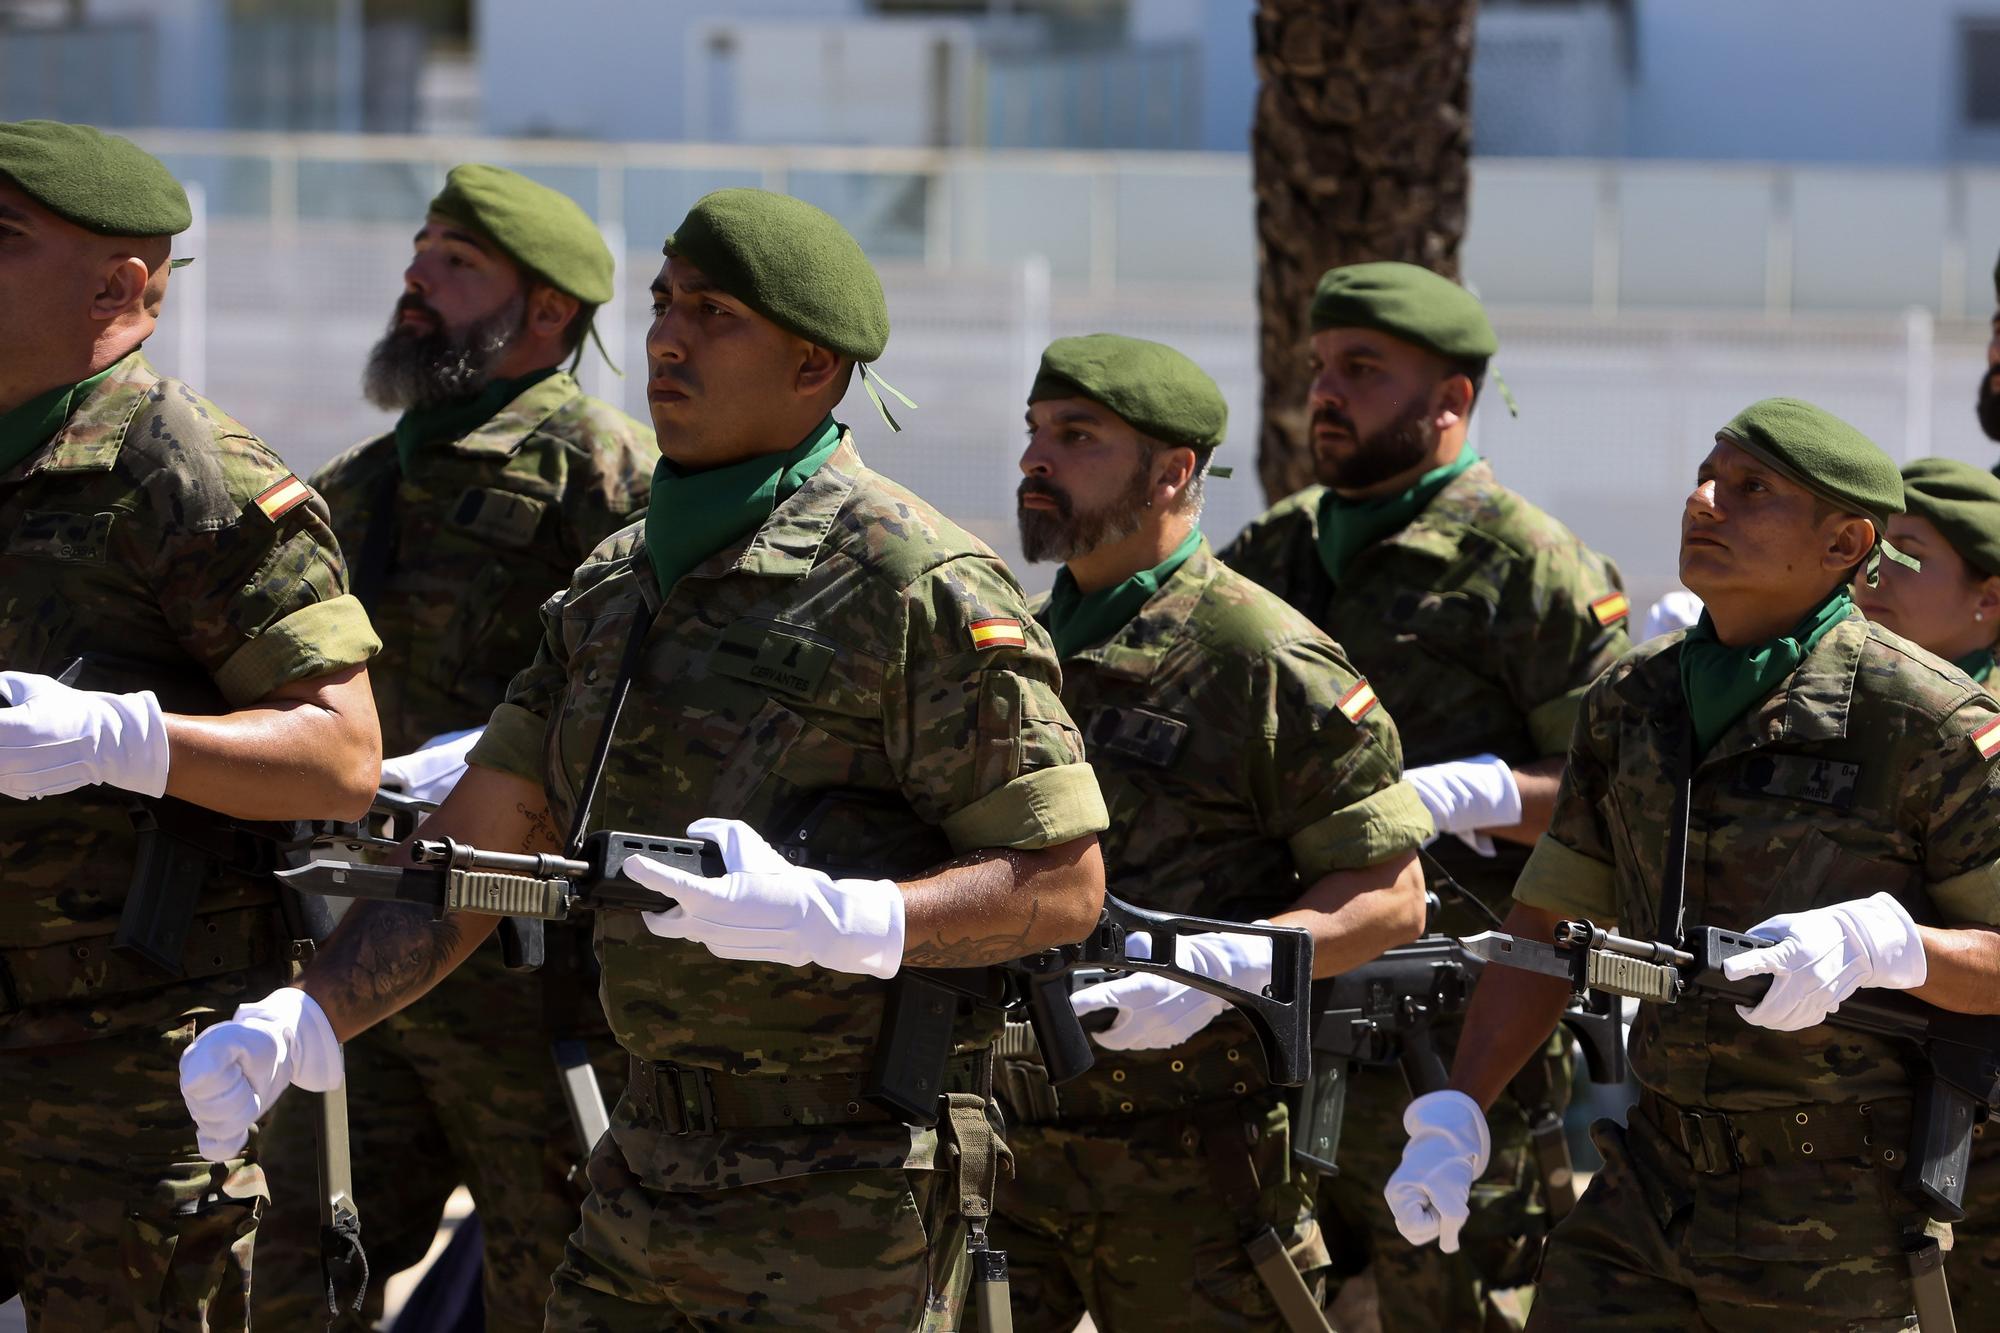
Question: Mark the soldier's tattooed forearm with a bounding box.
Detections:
[902,899,1042,967]
[308,901,464,1032]
[518,801,557,853]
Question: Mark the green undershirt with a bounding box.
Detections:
[644,415,843,596]
[1043,526,1202,659]
[1315,446,1480,585]
[1954,647,1995,687]
[392,367,558,473]
[0,362,120,475]
[1678,587,1853,754]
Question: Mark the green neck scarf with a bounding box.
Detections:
[392,367,559,473]
[1315,446,1480,585]
[1954,647,1995,686]
[1678,587,1853,754]
[644,416,843,596]
[0,362,120,475]
[1044,527,1203,659]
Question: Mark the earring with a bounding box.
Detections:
[1979,612,1987,622]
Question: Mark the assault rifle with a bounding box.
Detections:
[1460,920,2000,1223]
[1294,930,1627,1200]
[276,830,1316,1123]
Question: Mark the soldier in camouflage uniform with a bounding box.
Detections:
[980,334,1432,1332]
[1389,399,2000,1329]
[0,121,382,1331]
[1852,456,2000,1318]
[1219,262,1630,1329]
[255,163,657,1333]
[183,188,1109,1331]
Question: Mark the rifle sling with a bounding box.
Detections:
[1658,719,1696,948]
[564,602,659,857]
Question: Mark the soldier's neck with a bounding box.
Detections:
[1066,515,1194,594]
[1704,581,1845,647]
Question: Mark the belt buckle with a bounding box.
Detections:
[1677,1108,1740,1174]
[661,1065,717,1136]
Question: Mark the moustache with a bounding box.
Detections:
[1311,406,1356,438]
[389,294,441,328]
[1017,479,1072,516]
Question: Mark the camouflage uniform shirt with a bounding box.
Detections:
[1026,538,1429,1111]
[313,371,656,754]
[1220,459,1631,930]
[471,432,1108,1189]
[0,350,379,1048]
[1516,608,2000,1111]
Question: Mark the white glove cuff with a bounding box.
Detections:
[110,689,171,798]
[826,877,906,980]
[238,988,344,1092]
[1404,1089,1492,1173]
[1859,892,1928,990]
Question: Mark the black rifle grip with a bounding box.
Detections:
[500,916,546,971]
[1907,1072,1975,1221]
[1027,967,1095,1085]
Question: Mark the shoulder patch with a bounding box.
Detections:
[1590,591,1631,627]
[252,474,312,522]
[969,617,1026,652]
[1337,677,1379,723]
[1973,715,2000,760]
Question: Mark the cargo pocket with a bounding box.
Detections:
[119,1160,262,1333]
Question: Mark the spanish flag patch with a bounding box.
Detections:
[969,617,1026,652]
[253,474,311,522]
[1337,678,1379,724]
[1590,592,1631,627]
[1974,716,2000,760]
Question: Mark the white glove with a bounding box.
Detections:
[379,727,481,804]
[1384,1090,1492,1253]
[1402,755,1523,858]
[1642,590,1704,640]
[179,987,343,1162]
[1720,892,1928,1032]
[630,817,905,978]
[0,670,170,799]
[1069,926,1276,1051]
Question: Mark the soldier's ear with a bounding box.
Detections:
[525,284,580,343]
[88,255,152,322]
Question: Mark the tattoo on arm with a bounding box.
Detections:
[518,801,558,853]
[901,895,1043,968]
[308,902,465,1033]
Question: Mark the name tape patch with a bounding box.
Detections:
[969,617,1026,652]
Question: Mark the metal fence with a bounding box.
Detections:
[133,132,2000,612]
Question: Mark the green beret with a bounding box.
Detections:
[429,164,612,305]
[1717,398,1913,579]
[1029,334,1226,451]
[1902,458,2000,578]
[665,188,888,362]
[1309,261,1497,364]
[0,120,189,237]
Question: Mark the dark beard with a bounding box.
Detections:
[1312,397,1438,491]
[362,293,526,412]
[1978,364,2000,443]
[1016,454,1155,563]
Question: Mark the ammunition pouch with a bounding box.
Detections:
[627,1055,984,1134]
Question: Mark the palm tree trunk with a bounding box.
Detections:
[1252,0,1478,502]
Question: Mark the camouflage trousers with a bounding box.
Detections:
[1529,1111,1930,1331]
[545,1115,973,1330]
[0,1015,264,1332]
[1934,1122,1999,1313]
[254,943,624,1333]
[1316,1039,1568,1333]
[972,1094,1326,1333]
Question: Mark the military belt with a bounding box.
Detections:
[0,906,280,1014]
[1637,1088,1913,1174]
[627,1055,982,1134]
[993,1018,1271,1124]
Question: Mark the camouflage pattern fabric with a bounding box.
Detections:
[986,540,1430,1331]
[1513,610,2000,1325]
[1220,458,1626,1331]
[0,350,376,1328]
[1530,1114,1923,1331]
[468,430,1106,1327]
[310,369,655,756]
[974,1097,1322,1333]
[256,372,653,1331]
